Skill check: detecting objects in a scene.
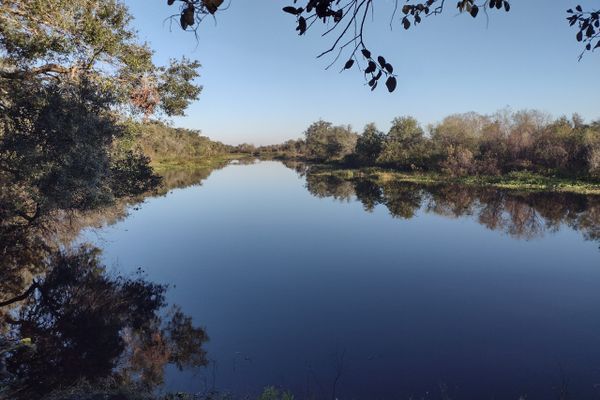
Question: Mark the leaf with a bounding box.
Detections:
[577,30,583,42]
[595,40,600,49]
[370,81,378,91]
[296,16,307,35]
[402,18,411,29]
[385,76,397,92]
[344,59,354,69]
[470,4,479,18]
[180,14,188,30]
[183,7,195,26]
[377,56,386,67]
[283,6,300,15]
[361,49,371,59]
[202,0,224,14]
[365,61,377,74]
[586,24,595,37]
[503,1,510,12]
[576,5,582,12]
[384,63,394,74]
[168,0,175,5]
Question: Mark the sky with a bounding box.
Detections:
[125,0,600,145]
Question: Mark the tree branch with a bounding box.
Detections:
[0,64,72,80]
[0,281,39,308]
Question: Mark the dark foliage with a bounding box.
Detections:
[0,246,208,399]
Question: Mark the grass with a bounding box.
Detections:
[150,153,252,173]
[308,166,600,195]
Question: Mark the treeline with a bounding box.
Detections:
[259,110,600,179]
[118,121,234,164]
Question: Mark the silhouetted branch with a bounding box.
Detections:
[566,6,600,60]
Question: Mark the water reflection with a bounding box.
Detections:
[1,246,208,399]
[0,162,235,399]
[3,160,600,399]
[298,165,600,246]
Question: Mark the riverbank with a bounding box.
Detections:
[305,165,600,195]
[150,153,252,173]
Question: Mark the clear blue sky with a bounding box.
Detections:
[126,0,600,145]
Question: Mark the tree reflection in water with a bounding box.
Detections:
[298,164,600,246]
[2,160,599,399]
[0,163,234,399]
[0,245,208,399]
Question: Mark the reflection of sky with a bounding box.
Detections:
[84,161,600,399]
[124,1,600,145]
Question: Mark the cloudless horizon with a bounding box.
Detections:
[127,1,600,145]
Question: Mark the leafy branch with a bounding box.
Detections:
[281,0,511,92]
[567,5,600,60]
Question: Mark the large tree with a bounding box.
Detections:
[0,0,202,304]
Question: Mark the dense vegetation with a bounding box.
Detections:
[260,110,600,181]
[0,1,220,398]
[1,0,598,398]
[120,121,233,166]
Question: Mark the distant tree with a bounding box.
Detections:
[355,123,384,165]
[304,120,357,161]
[378,116,429,169]
[280,110,600,180]
[439,145,475,176]
[235,143,258,154]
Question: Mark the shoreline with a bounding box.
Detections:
[302,164,600,195]
[149,153,252,173]
[149,155,600,195]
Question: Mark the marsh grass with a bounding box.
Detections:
[308,165,600,195]
[150,154,252,173]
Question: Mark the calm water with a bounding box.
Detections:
[84,161,600,399]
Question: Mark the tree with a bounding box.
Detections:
[304,120,357,162]
[378,116,428,169]
[0,0,201,220]
[0,0,202,312]
[164,1,599,92]
[355,123,384,165]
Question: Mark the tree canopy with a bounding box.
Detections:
[0,4,210,393]
[0,0,203,266]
